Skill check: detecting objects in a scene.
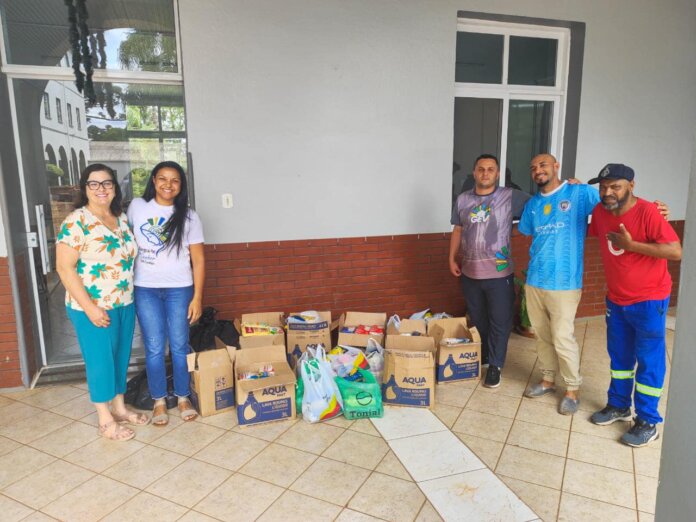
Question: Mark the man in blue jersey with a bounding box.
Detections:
[518,153,600,415]
[449,154,531,388]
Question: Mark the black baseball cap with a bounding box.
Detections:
[588,163,635,185]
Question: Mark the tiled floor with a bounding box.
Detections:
[0,316,672,521]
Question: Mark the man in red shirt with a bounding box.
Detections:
[587,164,681,447]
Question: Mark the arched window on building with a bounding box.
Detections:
[70,148,78,183]
[79,150,86,173]
[45,144,56,166]
[58,146,69,183]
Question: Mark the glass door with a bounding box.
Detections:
[11,78,187,367]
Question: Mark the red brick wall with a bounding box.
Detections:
[0,257,22,388]
[203,221,685,322]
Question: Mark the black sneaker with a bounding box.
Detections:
[621,417,659,448]
[483,366,501,388]
[590,405,632,425]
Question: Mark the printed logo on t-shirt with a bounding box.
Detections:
[607,239,625,256]
[470,204,491,223]
[559,200,571,212]
[543,203,552,215]
[140,217,169,254]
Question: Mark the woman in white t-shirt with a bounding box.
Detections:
[127,161,205,426]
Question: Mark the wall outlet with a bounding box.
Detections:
[222,193,233,208]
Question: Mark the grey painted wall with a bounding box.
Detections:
[178,0,696,244]
[655,142,696,521]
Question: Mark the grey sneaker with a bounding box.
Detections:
[621,417,659,448]
[590,405,632,425]
[559,396,579,415]
[524,382,556,398]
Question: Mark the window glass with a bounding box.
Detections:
[508,36,558,86]
[455,32,504,84]
[506,100,553,193]
[0,0,178,72]
[452,97,503,201]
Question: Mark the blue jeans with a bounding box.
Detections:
[606,297,669,425]
[460,274,515,368]
[135,286,193,400]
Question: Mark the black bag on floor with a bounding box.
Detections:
[189,307,240,351]
[124,364,178,410]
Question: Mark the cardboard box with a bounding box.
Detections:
[337,311,387,348]
[386,318,427,336]
[382,335,436,408]
[427,317,482,382]
[235,312,285,349]
[286,311,332,368]
[235,344,297,426]
[186,337,236,417]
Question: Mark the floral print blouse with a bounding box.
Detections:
[56,208,138,311]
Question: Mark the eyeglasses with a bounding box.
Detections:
[86,180,115,190]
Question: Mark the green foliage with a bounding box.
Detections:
[45,163,64,177]
[129,168,149,198]
[88,125,127,141]
[118,32,177,73]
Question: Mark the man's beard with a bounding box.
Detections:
[602,192,630,210]
[534,177,549,188]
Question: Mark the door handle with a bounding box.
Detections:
[35,204,51,275]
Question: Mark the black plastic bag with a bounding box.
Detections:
[189,307,240,352]
[124,364,178,410]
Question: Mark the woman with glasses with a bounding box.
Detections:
[127,161,205,426]
[56,163,150,441]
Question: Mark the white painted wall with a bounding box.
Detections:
[179,0,696,244]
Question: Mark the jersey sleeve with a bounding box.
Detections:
[511,189,531,219]
[517,200,533,236]
[56,210,87,251]
[450,196,462,226]
[584,185,600,217]
[186,209,205,244]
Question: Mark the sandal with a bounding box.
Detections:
[152,402,169,427]
[178,398,198,422]
[112,408,151,426]
[99,420,135,441]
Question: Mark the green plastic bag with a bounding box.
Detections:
[335,368,383,420]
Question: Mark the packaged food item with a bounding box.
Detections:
[442,337,471,345]
[241,323,284,336]
[328,345,369,379]
[340,326,356,334]
[287,311,322,324]
[238,364,275,380]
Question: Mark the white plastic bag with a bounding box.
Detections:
[365,338,384,384]
[300,345,343,423]
[386,314,401,332]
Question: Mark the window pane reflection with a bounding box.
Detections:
[455,32,504,84]
[506,100,553,194]
[0,0,177,71]
[508,36,557,86]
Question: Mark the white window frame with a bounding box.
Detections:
[455,19,571,186]
[67,102,73,127]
